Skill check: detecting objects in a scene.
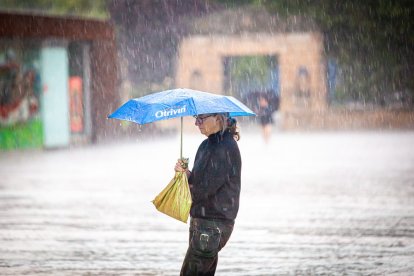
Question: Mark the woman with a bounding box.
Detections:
[257,94,273,144]
[175,113,242,276]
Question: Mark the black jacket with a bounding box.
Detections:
[188,131,241,221]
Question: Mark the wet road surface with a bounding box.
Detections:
[1,131,414,275]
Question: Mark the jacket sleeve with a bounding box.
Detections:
[188,143,203,186]
[191,143,241,201]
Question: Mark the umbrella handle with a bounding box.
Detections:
[180,117,183,159]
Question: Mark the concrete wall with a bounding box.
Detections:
[176,33,414,131]
[176,33,327,113]
[284,109,414,130]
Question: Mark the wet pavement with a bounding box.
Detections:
[1,130,414,275]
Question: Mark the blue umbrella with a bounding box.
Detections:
[108,88,256,157]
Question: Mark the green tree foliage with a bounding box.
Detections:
[231,56,269,85]
[217,0,414,105]
[0,0,108,19]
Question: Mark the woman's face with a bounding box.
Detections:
[195,114,221,136]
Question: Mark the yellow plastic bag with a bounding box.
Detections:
[152,171,192,223]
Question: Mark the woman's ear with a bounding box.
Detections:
[214,115,220,123]
[216,115,223,126]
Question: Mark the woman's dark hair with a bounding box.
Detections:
[217,113,240,141]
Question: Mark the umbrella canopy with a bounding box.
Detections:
[108,88,255,124]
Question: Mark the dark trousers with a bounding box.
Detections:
[180,218,234,276]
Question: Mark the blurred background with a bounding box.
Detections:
[0,1,413,275]
[0,0,413,148]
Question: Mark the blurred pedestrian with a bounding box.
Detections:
[257,94,273,143]
[175,112,241,276]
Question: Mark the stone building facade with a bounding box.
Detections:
[176,33,326,114]
[173,7,414,130]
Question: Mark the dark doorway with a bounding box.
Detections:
[68,42,91,144]
[223,55,280,117]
